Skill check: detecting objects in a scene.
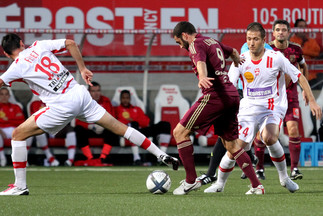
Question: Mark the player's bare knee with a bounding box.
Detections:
[262,134,278,146]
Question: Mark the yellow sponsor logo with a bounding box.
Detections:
[244,72,254,83]
[122,111,130,119]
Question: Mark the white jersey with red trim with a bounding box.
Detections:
[0,39,77,104]
[229,49,301,116]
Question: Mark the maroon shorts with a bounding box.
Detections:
[179,92,239,141]
[284,101,300,123]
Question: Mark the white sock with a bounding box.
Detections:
[11,140,27,189]
[267,141,288,182]
[131,146,141,161]
[36,134,53,160]
[157,134,171,146]
[216,153,236,187]
[124,127,166,158]
[65,132,76,161]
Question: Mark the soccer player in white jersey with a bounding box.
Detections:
[0,33,179,195]
[204,22,322,194]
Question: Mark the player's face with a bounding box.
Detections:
[0,89,10,103]
[174,35,189,51]
[120,92,131,107]
[246,31,265,55]
[273,24,290,43]
[89,86,101,102]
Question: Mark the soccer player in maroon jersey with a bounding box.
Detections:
[253,19,309,180]
[172,21,264,195]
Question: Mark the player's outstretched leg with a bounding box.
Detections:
[0,140,29,196]
[124,127,179,170]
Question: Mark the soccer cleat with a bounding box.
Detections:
[64,160,73,166]
[159,155,179,171]
[0,184,29,196]
[204,182,224,193]
[197,174,217,185]
[256,169,266,180]
[245,184,265,195]
[50,159,60,167]
[173,179,202,195]
[290,168,303,180]
[241,172,247,179]
[281,177,299,193]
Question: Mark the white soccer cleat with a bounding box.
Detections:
[0,184,29,196]
[64,160,73,166]
[50,159,60,167]
[173,179,202,195]
[281,177,299,193]
[245,184,265,195]
[204,182,224,193]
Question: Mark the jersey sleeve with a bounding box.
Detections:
[228,62,240,87]
[38,39,67,55]
[277,52,301,83]
[0,62,23,86]
[192,41,207,62]
[219,42,233,59]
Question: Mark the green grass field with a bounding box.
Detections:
[0,166,322,216]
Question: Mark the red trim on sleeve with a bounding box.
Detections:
[297,73,301,78]
[31,89,40,96]
[52,48,67,54]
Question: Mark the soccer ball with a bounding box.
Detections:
[146,170,171,194]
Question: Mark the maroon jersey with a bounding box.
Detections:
[189,34,238,96]
[268,41,303,103]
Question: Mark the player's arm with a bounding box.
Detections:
[0,79,4,88]
[230,48,244,67]
[299,62,309,79]
[196,61,214,89]
[65,39,93,86]
[298,74,322,120]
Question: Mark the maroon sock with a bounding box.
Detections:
[254,137,266,170]
[289,137,301,170]
[177,140,197,184]
[233,148,261,188]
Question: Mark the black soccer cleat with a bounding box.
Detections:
[197,174,217,185]
[159,155,179,171]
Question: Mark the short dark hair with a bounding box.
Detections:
[120,90,130,99]
[294,18,306,27]
[172,21,197,38]
[273,19,290,31]
[1,33,22,55]
[88,81,101,90]
[247,22,266,39]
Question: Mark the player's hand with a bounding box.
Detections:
[309,100,322,120]
[198,76,214,89]
[233,56,245,67]
[80,68,93,86]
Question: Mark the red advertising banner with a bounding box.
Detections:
[0,0,322,56]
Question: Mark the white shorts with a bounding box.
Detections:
[238,107,284,150]
[33,84,106,135]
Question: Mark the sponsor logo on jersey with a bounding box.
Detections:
[254,68,260,76]
[122,111,130,119]
[293,108,300,119]
[247,86,272,97]
[244,72,254,83]
[49,70,69,92]
[289,55,296,63]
